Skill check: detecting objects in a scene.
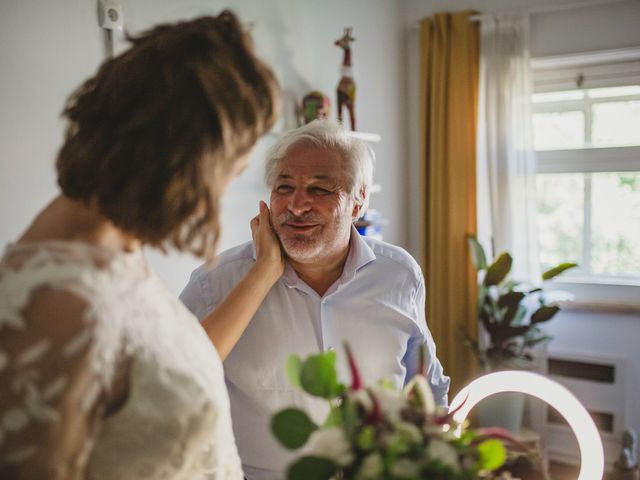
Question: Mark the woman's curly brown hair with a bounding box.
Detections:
[56,11,280,260]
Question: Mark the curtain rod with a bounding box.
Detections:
[468,0,629,22]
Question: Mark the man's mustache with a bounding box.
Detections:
[273,213,324,225]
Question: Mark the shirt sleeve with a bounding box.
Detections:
[179,267,210,321]
[0,287,108,479]
[406,275,451,408]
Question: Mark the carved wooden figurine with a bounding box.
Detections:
[301,91,331,124]
[608,430,640,480]
[334,27,356,131]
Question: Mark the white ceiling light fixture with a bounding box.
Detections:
[449,370,604,480]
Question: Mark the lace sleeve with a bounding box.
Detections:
[0,285,112,479]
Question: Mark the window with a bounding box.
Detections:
[532,54,640,290]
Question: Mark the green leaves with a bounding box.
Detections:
[542,262,578,281]
[272,408,318,449]
[287,456,338,480]
[467,235,488,270]
[476,439,507,471]
[323,406,342,427]
[483,253,513,286]
[300,351,344,399]
[285,352,345,399]
[286,355,303,389]
[465,234,574,368]
[531,305,560,324]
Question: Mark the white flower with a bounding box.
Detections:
[302,427,354,466]
[403,375,436,416]
[390,458,420,478]
[356,452,384,479]
[367,385,406,421]
[350,389,373,412]
[426,439,460,471]
[395,421,423,444]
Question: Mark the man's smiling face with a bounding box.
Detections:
[269,145,360,264]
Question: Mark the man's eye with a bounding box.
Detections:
[275,185,293,193]
[310,187,331,195]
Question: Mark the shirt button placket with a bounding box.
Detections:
[320,298,333,352]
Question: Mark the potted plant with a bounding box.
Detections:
[465,235,577,432]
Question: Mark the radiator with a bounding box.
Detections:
[543,348,627,468]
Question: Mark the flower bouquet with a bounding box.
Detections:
[271,344,516,480]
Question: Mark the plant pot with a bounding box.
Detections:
[474,392,526,434]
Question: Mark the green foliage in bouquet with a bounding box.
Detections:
[466,235,577,371]
[271,344,512,480]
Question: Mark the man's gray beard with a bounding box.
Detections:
[272,211,326,262]
[280,234,325,262]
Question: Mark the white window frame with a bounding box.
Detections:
[531,48,640,306]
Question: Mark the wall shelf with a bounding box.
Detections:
[346,131,381,143]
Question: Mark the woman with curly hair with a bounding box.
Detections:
[0,11,281,480]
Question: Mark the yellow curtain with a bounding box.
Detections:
[419,12,479,397]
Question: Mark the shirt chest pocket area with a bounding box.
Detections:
[222,317,313,392]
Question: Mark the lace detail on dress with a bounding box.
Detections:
[0,242,243,480]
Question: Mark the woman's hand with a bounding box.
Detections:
[200,201,284,360]
[250,200,284,282]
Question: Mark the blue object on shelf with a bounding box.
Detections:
[355,209,383,240]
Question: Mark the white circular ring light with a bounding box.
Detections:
[449,371,604,480]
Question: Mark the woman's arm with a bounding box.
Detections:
[201,201,284,360]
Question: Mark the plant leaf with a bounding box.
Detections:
[300,351,342,398]
[542,263,578,281]
[483,253,512,286]
[497,291,525,326]
[497,291,525,309]
[511,305,528,325]
[531,305,560,324]
[467,235,488,270]
[287,456,339,480]
[285,355,303,389]
[476,439,507,471]
[324,406,342,427]
[271,408,318,449]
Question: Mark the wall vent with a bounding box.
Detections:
[544,349,626,468]
[548,358,615,383]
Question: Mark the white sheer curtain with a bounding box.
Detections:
[476,13,540,282]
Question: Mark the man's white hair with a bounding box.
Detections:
[264,119,375,216]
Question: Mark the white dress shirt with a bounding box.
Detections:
[180,228,450,480]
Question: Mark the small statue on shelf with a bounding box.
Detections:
[300,91,331,125]
[609,430,639,480]
[334,27,356,131]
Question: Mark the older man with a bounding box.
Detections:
[180,120,449,480]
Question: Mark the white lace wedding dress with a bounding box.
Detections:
[0,241,243,479]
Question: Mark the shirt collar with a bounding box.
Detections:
[279,226,377,290]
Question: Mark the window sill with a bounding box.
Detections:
[557,300,640,315]
[546,278,640,312]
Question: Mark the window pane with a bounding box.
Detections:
[590,172,640,278]
[537,174,584,272]
[588,85,640,99]
[592,101,640,147]
[532,90,585,103]
[533,111,585,150]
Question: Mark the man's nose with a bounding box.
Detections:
[288,189,312,216]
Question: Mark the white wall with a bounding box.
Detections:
[0,0,406,295]
[402,0,640,463]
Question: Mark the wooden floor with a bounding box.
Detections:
[498,460,580,479]
[547,462,580,479]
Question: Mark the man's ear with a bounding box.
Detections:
[351,187,367,220]
[351,203,362,220]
